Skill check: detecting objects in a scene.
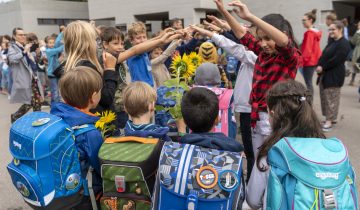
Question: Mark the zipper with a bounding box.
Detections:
[102,192,151,203]
[101,161,157,180]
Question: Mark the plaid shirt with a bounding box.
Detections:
[239,32,302,127]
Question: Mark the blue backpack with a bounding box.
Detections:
[225,55,238,74]
[152,141,245,210]
[267,137,359,210]
[7,112,96,209]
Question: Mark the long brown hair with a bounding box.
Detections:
[257,80,325,171]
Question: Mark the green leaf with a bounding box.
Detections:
[155,105,166,111]
[164,79,178,87]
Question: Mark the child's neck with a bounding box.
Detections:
[131,114,152,125]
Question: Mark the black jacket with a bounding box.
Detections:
[318,37,351,88]
[76,60,119,111]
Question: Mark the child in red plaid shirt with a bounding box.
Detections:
[214,0,302,157]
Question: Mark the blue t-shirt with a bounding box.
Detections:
[127,53,154,87]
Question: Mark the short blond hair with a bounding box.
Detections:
[123,82,156,118]
[128,22,146,40]
[59,66,103,109]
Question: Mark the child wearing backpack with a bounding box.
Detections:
[180,87,243,152]
[193,62,237,139]
[152,87,244,210]
[51,66,104,210]
[246,80,358,209]
[123,81,183,141]
[191,24,258,182]
[214,0,302,157]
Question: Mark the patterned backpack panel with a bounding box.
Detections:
[155,141,244,210]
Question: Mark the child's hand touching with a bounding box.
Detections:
[190,25,214,38]
[228,0,253,21]
[102,51,117,70]
[207,15,231,31]
[203,20,222,33]
[160,31,182,44]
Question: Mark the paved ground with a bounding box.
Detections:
[0,75,359,209]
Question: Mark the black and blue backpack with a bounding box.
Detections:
[7,111,97,210]
[152,141,245,210]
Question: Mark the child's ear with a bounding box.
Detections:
[148,102,155,112]
[214,114,220,126]
[102,41,108,50]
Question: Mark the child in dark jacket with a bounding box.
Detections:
[50,66,103,210]
[181,87,244,152]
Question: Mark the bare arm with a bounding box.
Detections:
[213,0,247,39]
[229,0,289,47]
[118,32,182,63]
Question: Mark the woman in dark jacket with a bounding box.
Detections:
[316,20,351,131]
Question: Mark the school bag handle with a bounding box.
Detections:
[105,136,159,144]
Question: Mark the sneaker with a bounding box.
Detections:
[322,123,332,132]
[11,114,16,124]
[41,101,51,108]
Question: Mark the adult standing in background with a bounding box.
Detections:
[316,21,351,132]
[301,9,322,100]
[349,21,360,86]
[8,27,43,123]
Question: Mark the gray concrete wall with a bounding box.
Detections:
[0,0,23,36]
[0,0,89,39]
[88,0,223,31]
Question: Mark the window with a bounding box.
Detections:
[37,18,88,25]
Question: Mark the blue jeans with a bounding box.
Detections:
[8,67,13,93]
[1,67,9,90]
[302,66,315,100]
[49,77,60,103]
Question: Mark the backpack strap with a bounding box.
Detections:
[72,124,97,137]
[72,124,98,210]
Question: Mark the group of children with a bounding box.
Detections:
[6,0,359,209]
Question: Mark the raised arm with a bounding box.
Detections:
[118,32,182,63]
[213,0,247,39]
[151,39,181,65]
[229,0,289,47]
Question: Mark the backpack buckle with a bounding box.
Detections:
[186,194,198,210]
[323,189,336,209]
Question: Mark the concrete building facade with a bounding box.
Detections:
[87,0,360,48]
[0,0,358,46]
[0,0,89,38]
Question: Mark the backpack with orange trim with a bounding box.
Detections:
[98,136,163,210]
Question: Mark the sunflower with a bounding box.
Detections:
[170,54,196,78]
[188,52,202,68]
[95,110,116,130]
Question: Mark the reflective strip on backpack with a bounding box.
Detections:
[174,144,190,194]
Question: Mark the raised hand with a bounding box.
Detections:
[189,25,214,37]
[160,31,182,44]
[203,20,222,32]
[207,15,231,31]
[213,0,226,12]
[228,0,252,20]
